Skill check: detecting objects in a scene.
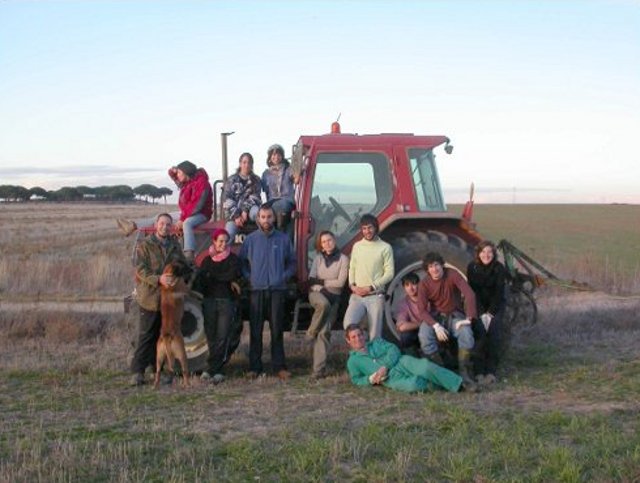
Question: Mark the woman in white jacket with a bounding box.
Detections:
[306,230,349,379]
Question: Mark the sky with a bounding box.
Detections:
[1,0,639,204]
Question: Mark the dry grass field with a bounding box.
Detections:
[0,202,639,481]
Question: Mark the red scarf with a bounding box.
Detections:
[209,246,231,262]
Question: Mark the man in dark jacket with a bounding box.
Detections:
[239,204,296,380]
[130,213,186,386]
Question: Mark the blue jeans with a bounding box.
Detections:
[182,213,208,252]
[225,205,259,242]
[342,293,386,339]
[249,290,287,373]
[202,297,234,374]
[266,198,295,216]
[419,312,475,356]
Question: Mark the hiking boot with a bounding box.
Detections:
[458,349,478,392]
[424,351,444,366]
[276,369,292,381]
[310,370,327,381]
[130,373,145,386]
[116,218,137,237]
[200,371,212,382]
[482,373,497,385]
[212,374,225,385]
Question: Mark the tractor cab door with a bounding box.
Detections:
[298,150,394,277]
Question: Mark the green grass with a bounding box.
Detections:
[2,304,640,482]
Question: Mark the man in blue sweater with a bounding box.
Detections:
[239,204,296,380]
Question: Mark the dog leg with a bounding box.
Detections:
[154,339,166,389]
[173,335,190,388]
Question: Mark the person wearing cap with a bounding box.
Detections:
[261,144,299,232]
[192,228,242,384]
[342,214,394,339]
[168,160,213,261]
[222,152,263,242]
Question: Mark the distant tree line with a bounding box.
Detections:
[0,184,173,203]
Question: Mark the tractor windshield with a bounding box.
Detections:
[307,151,393,258]
[408,148,446,211]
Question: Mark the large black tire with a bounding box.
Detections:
[384,230,475,343]
[180,293,209,372]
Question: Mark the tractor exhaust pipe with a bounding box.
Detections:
[214,131,234,221]
[220,131,234,182]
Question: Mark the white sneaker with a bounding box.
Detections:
[212,374,225,385]
[201,371,212,382]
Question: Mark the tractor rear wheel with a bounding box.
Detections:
[384,230,475,343]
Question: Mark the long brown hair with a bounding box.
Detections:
[474,240,497,264]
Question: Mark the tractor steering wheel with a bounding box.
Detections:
[328,196,352,222]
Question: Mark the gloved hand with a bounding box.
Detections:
[454,318,472,331]
[480,313,493,331]
[433,323,449,342]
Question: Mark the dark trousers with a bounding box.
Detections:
[203,297,234,375]
[249,289,287,373]
[399,329,419,350]
[473,307,504,375]
[130,307,161,374]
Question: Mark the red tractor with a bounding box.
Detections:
[127,123,507,371]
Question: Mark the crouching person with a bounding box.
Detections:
[345,325,463,393]
[417,252,477,389]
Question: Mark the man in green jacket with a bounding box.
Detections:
[345,325,463,393]
[130,213,187,386]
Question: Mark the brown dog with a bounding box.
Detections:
[154,260,191,388]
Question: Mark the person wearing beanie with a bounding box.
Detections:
[192,228,242,384]
[168,160,213,261]
[261,144,299,233]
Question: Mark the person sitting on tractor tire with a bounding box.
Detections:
[393,272,423,355]
[261,144,298,233]
[467,240,506,385]
[222,152,262,242]
[417,251,478,390]
[168,160,213,262]
[345,325,463,394]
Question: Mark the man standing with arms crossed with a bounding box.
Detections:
[130,213,186,386]
[240,204,296,380]
[342,214,394,339]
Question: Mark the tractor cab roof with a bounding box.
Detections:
[297,132,450,150]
